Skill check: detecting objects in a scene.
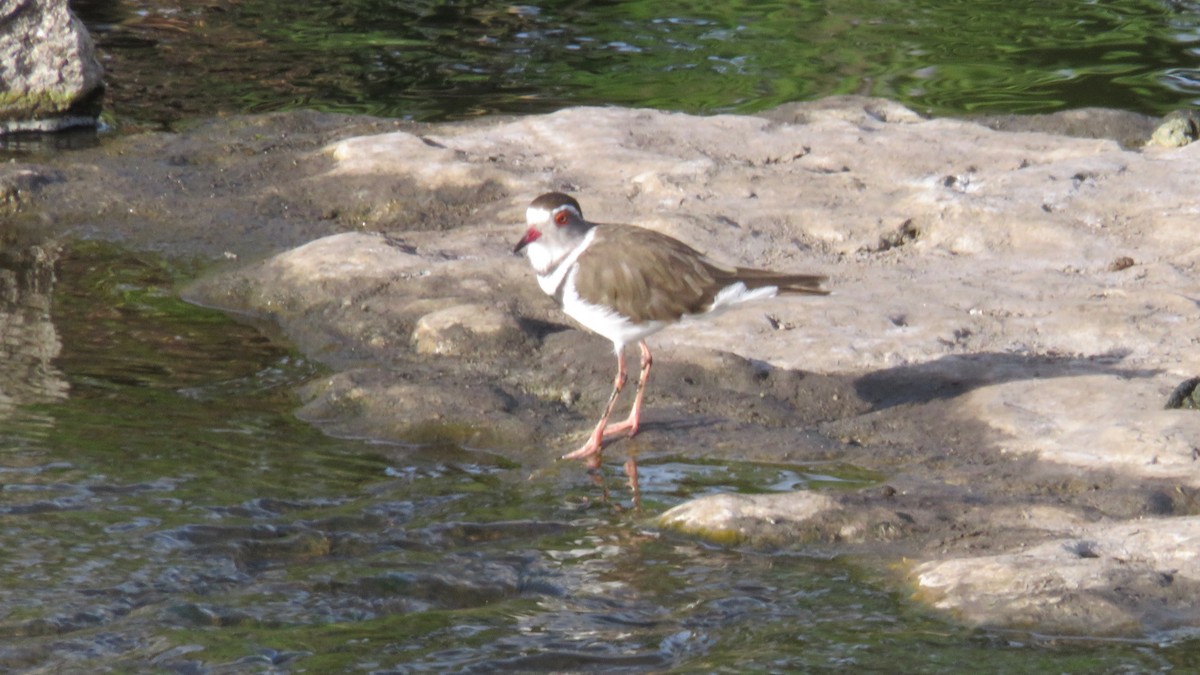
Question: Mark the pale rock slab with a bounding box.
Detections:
[658,492,839,544]
[179,100,1200,634]
[970,375,1200,483]
[914,517,1200,634]
[412,303,526,356]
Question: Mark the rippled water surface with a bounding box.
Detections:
[77,0,1200,129]
[2,246,1198,670]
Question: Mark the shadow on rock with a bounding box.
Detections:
[853,349,1160,411]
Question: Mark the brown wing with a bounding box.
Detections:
[573,224,728,323]
[573,224,827,323]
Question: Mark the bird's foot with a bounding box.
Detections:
[561,437,604,467]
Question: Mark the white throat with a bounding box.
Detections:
[531,227,596,296]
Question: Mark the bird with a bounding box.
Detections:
[513,192,828,501]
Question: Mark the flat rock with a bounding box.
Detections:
[296,368,533,451]
[913,517,1200,635]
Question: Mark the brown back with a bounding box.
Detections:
[572,224,827,323]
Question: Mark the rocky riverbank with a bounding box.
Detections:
[6,97,1200,636]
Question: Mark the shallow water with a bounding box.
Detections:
[77,0,1200,129]
[2,245,1199,669]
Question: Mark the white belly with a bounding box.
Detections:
[560,267,666,351]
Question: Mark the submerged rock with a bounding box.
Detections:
[658,492,839,545]
[0,240,68,416]
[0,164,64,215]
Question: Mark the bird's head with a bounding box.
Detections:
[513,192,591,274]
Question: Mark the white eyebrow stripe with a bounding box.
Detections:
[553,204,582,219]
[526,206,552,224]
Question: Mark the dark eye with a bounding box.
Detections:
[554,211,569,226]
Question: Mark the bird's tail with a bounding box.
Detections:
[732,268,829,296]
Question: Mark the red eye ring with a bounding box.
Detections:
[554,211,569,226]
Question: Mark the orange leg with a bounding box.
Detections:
[601,340,652,440]
[561,347,628,469]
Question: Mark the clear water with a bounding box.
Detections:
[77,0,1200,129]
[2,243,1198,670]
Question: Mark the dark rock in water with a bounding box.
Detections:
[1165,377,1200,410]
[0,0,105,134]
[971,108,1159,149]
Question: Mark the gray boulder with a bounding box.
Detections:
[0,0,104,134]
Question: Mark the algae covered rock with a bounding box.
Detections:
[0,0,105,133]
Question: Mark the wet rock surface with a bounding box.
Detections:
[8,98,1200,636]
